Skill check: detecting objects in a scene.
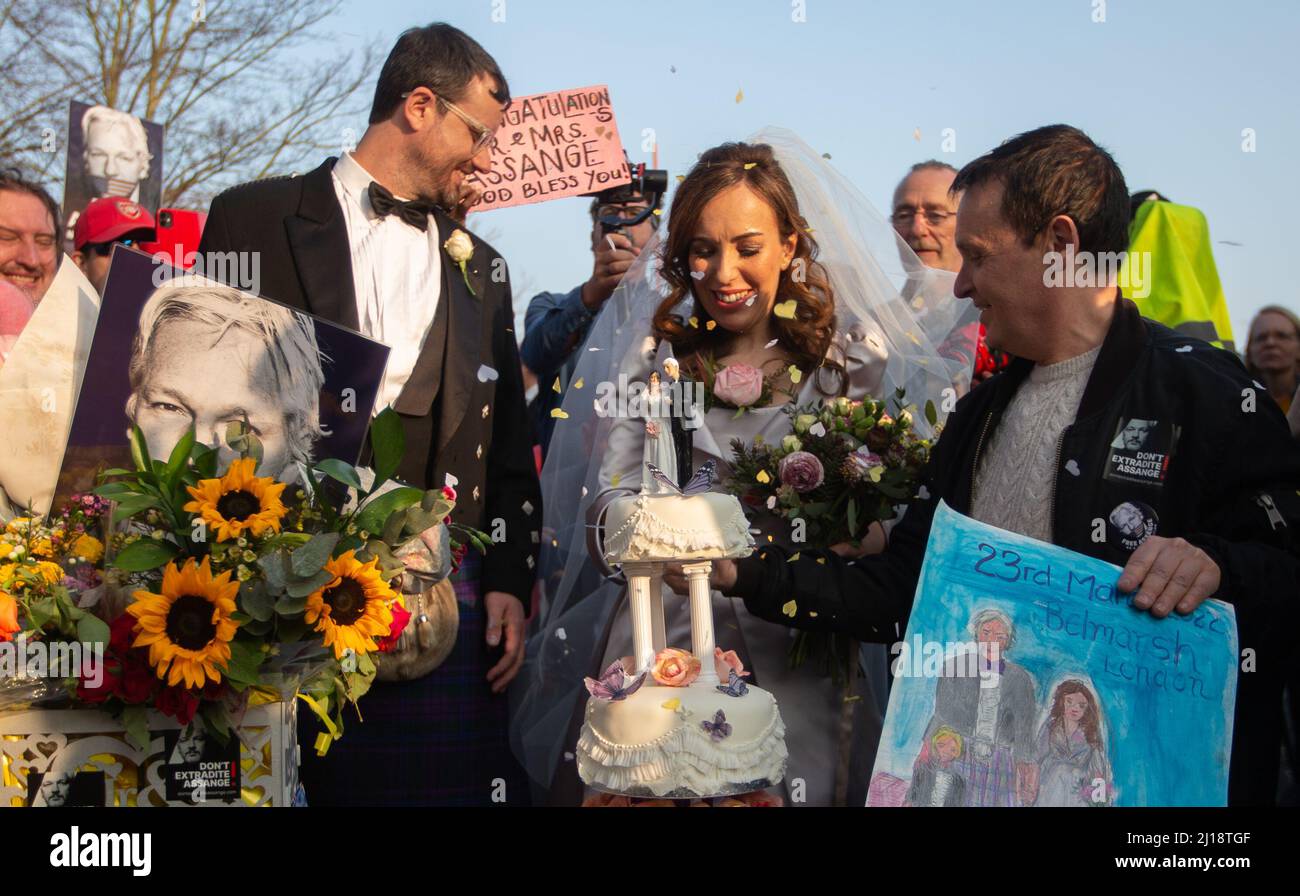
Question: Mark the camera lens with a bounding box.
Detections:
[160,211,172,227]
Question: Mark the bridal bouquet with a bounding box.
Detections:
[6,409,489,755]
[726,391,936,548]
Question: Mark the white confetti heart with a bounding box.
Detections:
[917,485,930,500]
[445,473,459,488]
[476,364,499,382]
[564,752,575,761]
[522,500,535,515]
[690,270,706,281]
[765,339,779,349]
[745,296,755,306]
[556,628,567,640]
[581,486,589,497]
[810,422,826,437]
[1064,459,1081,476]
[766,496,777,509]
[588,346,601,351]
[1175,345,1193,353]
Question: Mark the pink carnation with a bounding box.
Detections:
[713,364,764,407]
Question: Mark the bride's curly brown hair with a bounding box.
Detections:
[652,142,840,389]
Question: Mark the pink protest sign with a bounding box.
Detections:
[469,84,631,212]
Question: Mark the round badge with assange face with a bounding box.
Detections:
[1108,500,1158,551]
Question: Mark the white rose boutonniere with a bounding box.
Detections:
[444,228,476,296]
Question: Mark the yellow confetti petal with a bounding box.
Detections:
[735,88,744,103]
[913,127,922,141]
[573,377,584,389]
[653,208,662,216]
[788,365,802,384]
[756,469,771,484]
[816,557,826,565]
[676,175,686,184]
[550,408,569,419]
[611,473,621,487]
[552,377,562,394]
[781,600,797,617]
[788,552,801,562]
[743,162,757,170]
[767,535,774,543]
[773,300,797,319]
[706,320,717,331]
[689,316,699,328]
[661,698,681,711]
[809,611,819,618]
[759,551,767,559]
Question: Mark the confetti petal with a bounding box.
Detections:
[690,270,706,281]
[1175,345,1193,353]
[556,627,567,640]
[661,698,681,711]
[773,299,797,319]
[445,473,459,488]
[756,469,771,484]
[766,496,777,509]
[816,557,826,565]
[522,500,535,515]
[809,611,818,618]
[476,364,499,382]
[788,552,801,562]
[581,486,589,497]
[1065,459,1081,476]
[744,162,757,170]
[788,365,802,384]
[552,376,562,394]
[781,600,797,617]
[676,174,685,184]
[765,339,779,349]
[551,408,569,419]
[573,377,584,389]
[689,316,699,328]
[809,422,826,437]
[913,127,922,141]
[735,88,744,103]
[706,320,717,331]
[611,473,621,487]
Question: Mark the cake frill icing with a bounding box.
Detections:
[577,680,787,798]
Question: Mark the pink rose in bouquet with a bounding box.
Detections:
[713,364,764,407]
[778,451,825,492]
[652,647,702,687]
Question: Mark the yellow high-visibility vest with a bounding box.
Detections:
[1122,200,1235,351]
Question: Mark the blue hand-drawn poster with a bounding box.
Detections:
[868,501,1237,807]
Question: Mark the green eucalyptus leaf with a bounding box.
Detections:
[274,593,310,616]
[284,568,334,599]
[257,552,289,592]
[290,532,340,578]
[240,581,275,622]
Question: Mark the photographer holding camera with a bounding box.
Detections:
[522,163,665,457]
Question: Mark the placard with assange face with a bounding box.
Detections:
[61,100,165,241]
[53,248,390,504]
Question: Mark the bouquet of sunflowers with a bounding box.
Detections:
[67,407,488,754]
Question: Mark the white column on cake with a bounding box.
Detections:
[682,560,718,684]
[648,569,667,653]
[622,561,658,675]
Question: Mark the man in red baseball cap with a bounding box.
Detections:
[72,196,155,295]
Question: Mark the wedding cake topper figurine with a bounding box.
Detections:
[642,368,678,494]
[662,357,697,487]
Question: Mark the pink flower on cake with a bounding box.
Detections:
[713,647,750,681]
[712,364,764,407]
[652,647,701,687]
[778,451,825,492]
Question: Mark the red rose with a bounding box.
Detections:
[157,685,200,726]
[442,485,457,501]
[377,601,412,653]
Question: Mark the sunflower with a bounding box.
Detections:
[184,457,288,542]
[128,556,240,689]
[303,551,397,659]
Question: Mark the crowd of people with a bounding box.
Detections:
[2,19,1299,807]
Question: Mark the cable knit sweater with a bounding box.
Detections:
[971,347,1101,542]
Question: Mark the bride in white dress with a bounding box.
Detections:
[510,129,973,805]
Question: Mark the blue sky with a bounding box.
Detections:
[329,0,1299,343]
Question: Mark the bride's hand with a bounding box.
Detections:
[829,521,887,559]
[663,560,737,595]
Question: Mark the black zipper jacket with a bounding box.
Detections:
[728,294,1300,805]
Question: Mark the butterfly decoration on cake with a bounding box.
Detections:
[701,709,733,742]
[584,659,648,702]
[716,669,750,698]
[646,460,716,496]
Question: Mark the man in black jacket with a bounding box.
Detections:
[686,125,1300,805]
[197,23,541,804]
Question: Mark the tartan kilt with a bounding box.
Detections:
[296,553,531,806]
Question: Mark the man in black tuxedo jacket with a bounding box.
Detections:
[197,23,540,804]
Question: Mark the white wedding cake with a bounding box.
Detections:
[577,453,788,799]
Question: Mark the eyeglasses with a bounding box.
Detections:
[402,89,498,154]
[596,204,652,221]
[891,207,956,226]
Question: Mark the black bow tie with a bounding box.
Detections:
[367,181,434,231]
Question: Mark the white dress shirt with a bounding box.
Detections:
[331,152,442,412]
